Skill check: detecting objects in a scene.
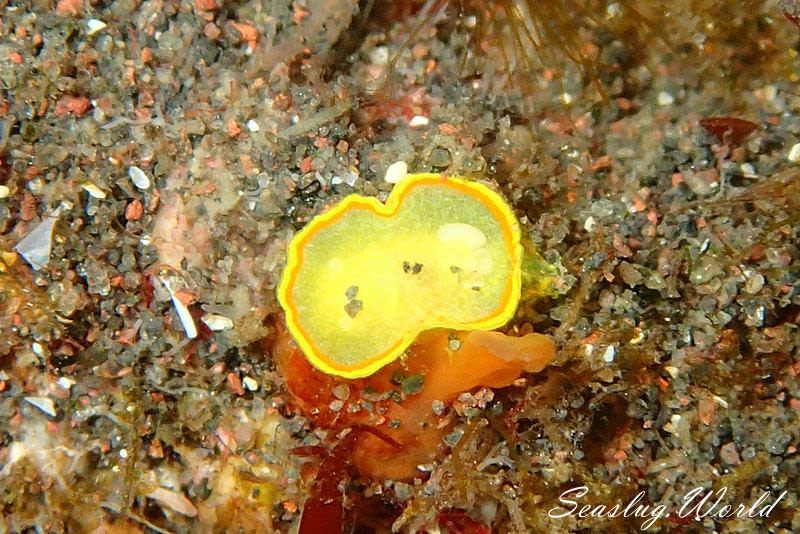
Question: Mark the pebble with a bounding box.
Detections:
[443,429,464,447]
[740,163,757,177]
[246,119,260,132]
[128,166,151,190]
[657,91,675,106]
[242,376,258,391]
[332,384,350,400]
[24,396,56,417]
[343,168,358,187]
[14,216,57,270]
[619,261,643,286]
[83,258,111,295]
[719,442,741,465]
[0,185,9,198]
[712,395,729,408]
[765,432,791,454]
[602,345,616,363]
[145,487,198,517]
[201,314,234,330]
[409,115,429,127]
[370,46,389,65]
[57,377,76,390]
[787,142,800,163]
[160,277,197,339]
[743,271,765,294]
[429,148,451,168]
[394,482,413,500]
[86,19,107,35]
[590,199,616,217]
[596,367,615,382]
[384,161,408,184]
[692,258,723,284]
[81,182,107,199]
[682,169,718,196]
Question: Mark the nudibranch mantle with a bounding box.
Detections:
[278,173,522,378]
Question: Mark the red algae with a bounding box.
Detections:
[274,323,555,480]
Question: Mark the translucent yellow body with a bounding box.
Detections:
[277,174,522,378]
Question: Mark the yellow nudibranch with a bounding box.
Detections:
[277,173,523,378]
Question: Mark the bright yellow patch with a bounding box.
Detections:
[277,173,522,378]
